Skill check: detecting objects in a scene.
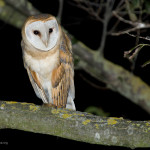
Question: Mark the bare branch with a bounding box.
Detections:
[57,0,64,22]
[112,11,137,26]
[127,33,150,41]
[110,11,150,36]
[71,0,103,22]
[98,0,114,56]
[79,73,108,90]
[124,44,150,61]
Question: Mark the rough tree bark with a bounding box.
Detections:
[1,0,150,114]
[0,101,150,148]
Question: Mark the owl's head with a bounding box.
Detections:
[22,14,60,51]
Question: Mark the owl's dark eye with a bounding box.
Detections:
[33,30,40,35]
[49,28,53,33]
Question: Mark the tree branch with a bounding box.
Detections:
[110,11,150,36]
[57,0,64,23]
[5,0,40,16]
[0,101,150,148]
[98,0,114,56]
[0,2,26,28]
[71,0,103,23]
[73,42,150,114]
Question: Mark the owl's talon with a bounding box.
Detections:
[42,103,57,108]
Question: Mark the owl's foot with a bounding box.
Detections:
[42,103,65,109]
[43,103,57,108]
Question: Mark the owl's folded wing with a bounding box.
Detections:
[51,32,75,108]
[26,68,48,103]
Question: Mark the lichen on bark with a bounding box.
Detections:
[0,101,150,148]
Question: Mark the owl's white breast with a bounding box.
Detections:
[24,50,59,77]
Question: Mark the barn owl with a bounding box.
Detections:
[21,14,75,110]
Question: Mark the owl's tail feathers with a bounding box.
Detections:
[66,96,76,110]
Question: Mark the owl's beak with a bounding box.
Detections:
[43,40,48,47]
[42,32,49,48]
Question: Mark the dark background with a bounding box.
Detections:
[0,0,150,149]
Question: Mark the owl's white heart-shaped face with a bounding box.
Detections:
[25,19,59,51]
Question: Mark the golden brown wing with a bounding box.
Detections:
[51,32,75,108]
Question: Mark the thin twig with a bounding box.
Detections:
[79,73,108,90]
[57,0,64,23]
[97,0,104,15]
[98,0,115,56]
[112,11,137,26]
[70,0,103,22]
[110,23,150,36]
[130,1,143,72]
[126,33,150,41]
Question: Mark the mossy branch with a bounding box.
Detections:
[73,42,150,114]
[0,101,150,148]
